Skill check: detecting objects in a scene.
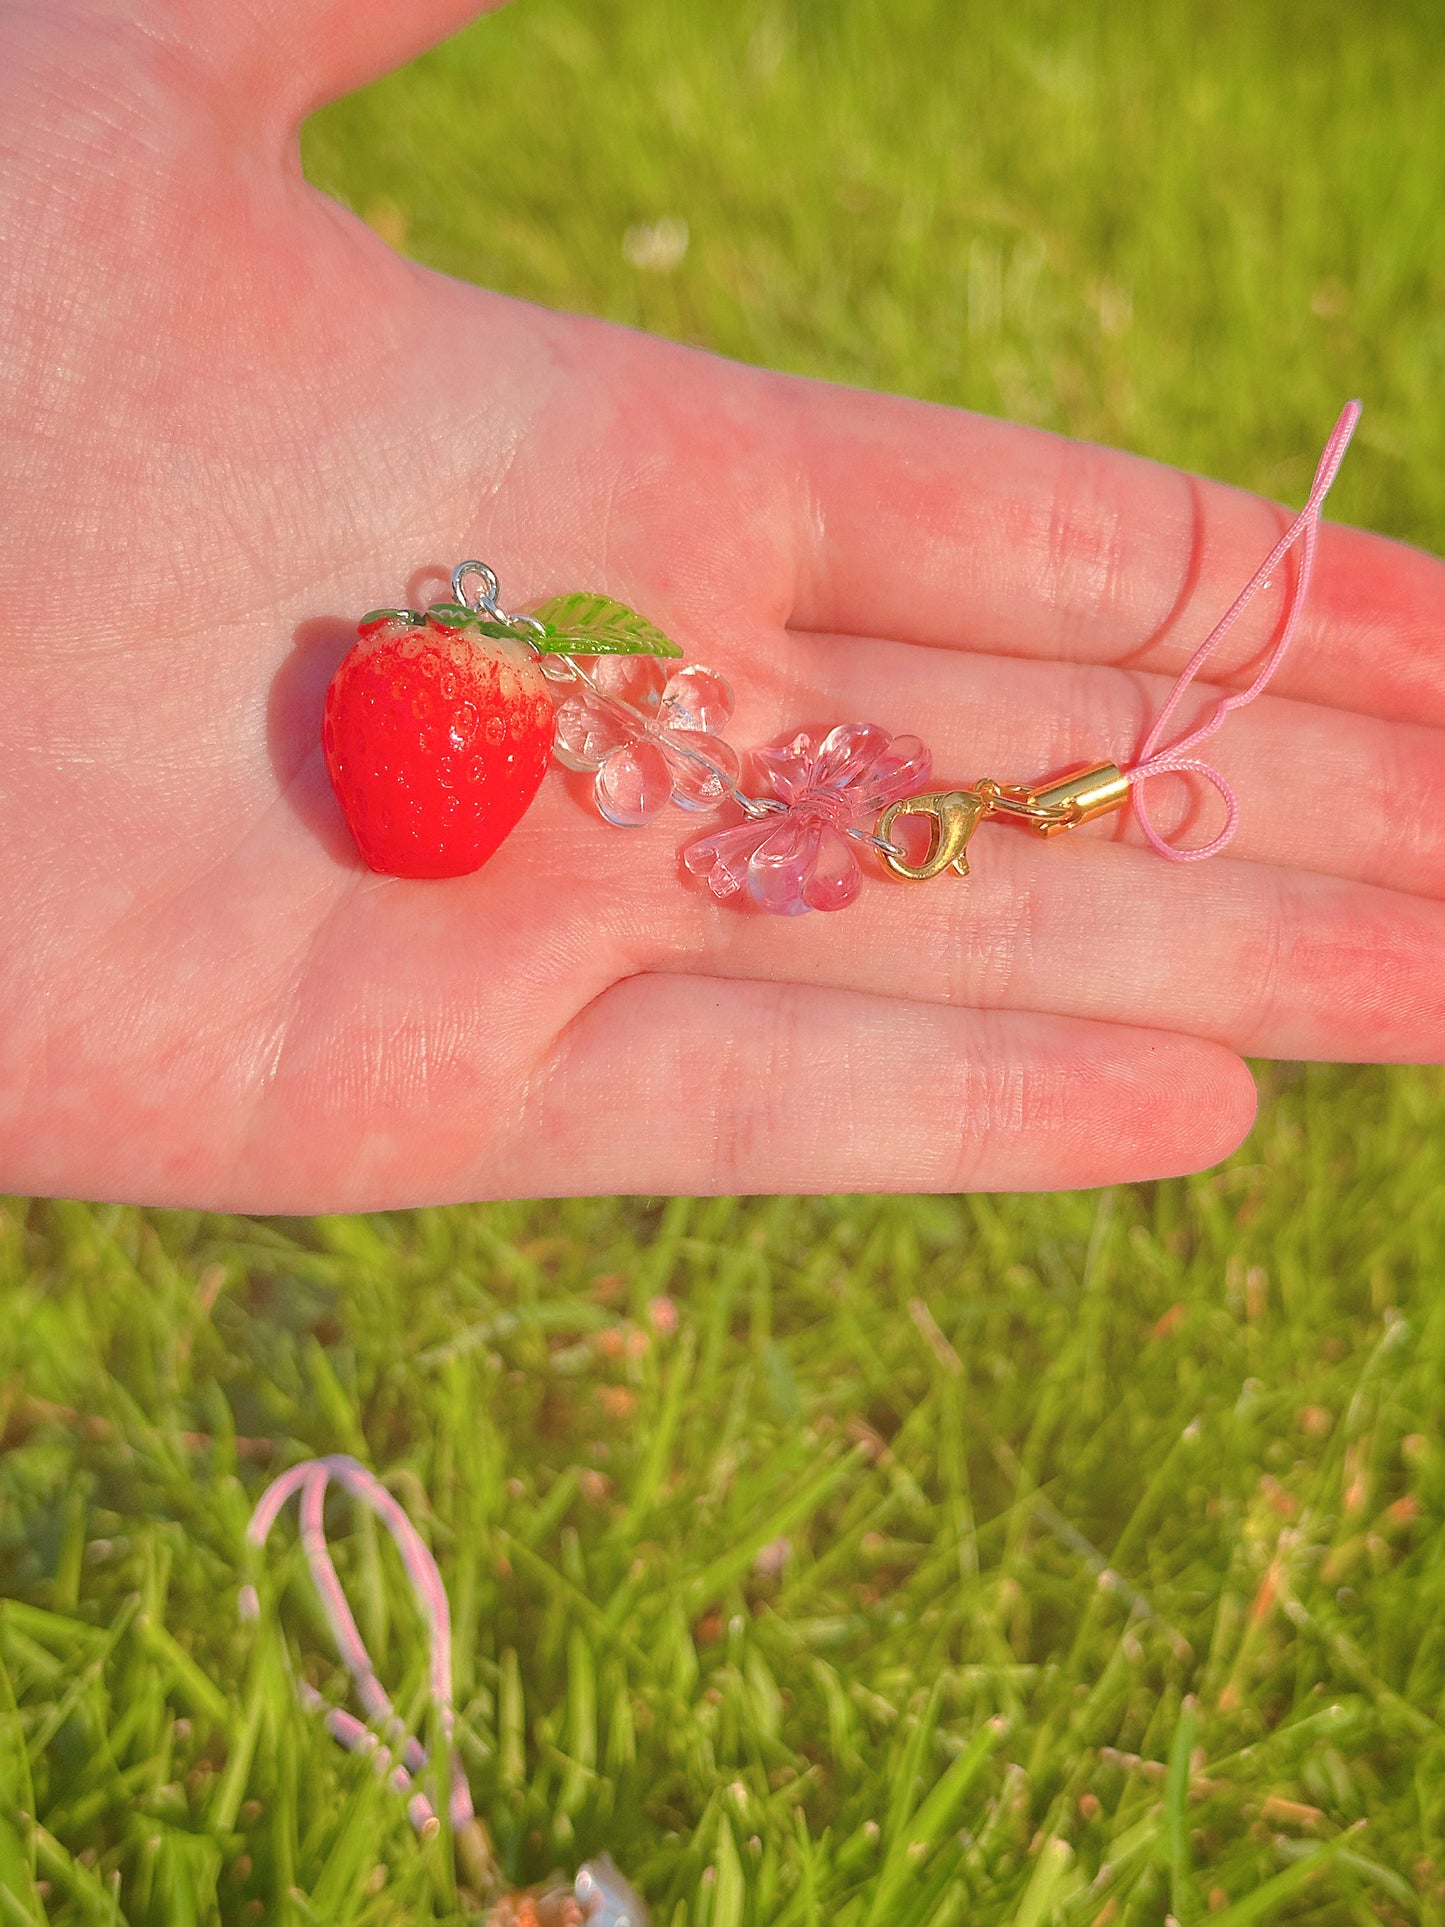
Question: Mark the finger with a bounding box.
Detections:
[734,624,1445,903]
[511,975,1256,1195]
[780,378,1445,730]
[154,0,507,123]
[673,831,1445,1067]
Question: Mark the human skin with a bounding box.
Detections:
[1,0,1443,1211]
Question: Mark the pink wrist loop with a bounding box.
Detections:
[243,1460,653,1920]
[1124,400,1361,861]
[1130,757,1239,862]
[244,1454,475,1837]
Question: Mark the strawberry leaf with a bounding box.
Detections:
[360,607,424,628]
[424,602,478,631]
[528,592,682,659]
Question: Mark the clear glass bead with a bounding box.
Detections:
[595,739,674,827]
[553,691,633,772]
[660,664,735,736]
[590,653,668,710]
[666,733,741,811]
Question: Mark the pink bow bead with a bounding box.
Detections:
[553,656,740,827]
[684,722,932,915]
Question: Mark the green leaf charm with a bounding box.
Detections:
[360,607,424,629]
[423,602,477,631]
[528,592,682,659]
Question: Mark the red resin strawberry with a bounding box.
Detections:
[324,608,556,880]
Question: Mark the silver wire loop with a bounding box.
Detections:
[450,561,545,649]
[451,560,499,608]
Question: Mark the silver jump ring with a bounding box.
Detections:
[451,562,547,653]
[849,825,906,859]
[452,560,499,610]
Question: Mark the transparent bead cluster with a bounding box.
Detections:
[546,656,931,917]
[548,654,742,826]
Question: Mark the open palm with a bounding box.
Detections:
[3,0,1442,1210]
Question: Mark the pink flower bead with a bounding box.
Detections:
[553,657,740,827]
[684,722,932,915]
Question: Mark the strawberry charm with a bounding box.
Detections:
[324,607,554,879]
[324,562,684,879]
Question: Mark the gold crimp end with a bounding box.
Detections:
[1023,762,1130,837]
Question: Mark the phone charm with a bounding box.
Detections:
[323,403,1359,913]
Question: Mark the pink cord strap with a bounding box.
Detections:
[241,1458,652,1923]
[1125,400,1361,861]
[242,1454,474,1838]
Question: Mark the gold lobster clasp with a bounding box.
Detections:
[875,763,1130,882]
[875,788,990,881]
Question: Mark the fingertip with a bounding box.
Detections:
[1116,1034,1258,1181]
[975,1020,1257,1191]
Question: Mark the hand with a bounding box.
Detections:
[2,0,1441,1210]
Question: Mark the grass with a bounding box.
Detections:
[5,0,1445,1920]
[7,1069,1445,1923]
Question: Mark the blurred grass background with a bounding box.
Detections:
[5,0,1445,1920]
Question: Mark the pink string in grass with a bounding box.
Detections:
[243,1454,474,1839]
[1124,400,1361,861]
[243,1458,652,1924]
